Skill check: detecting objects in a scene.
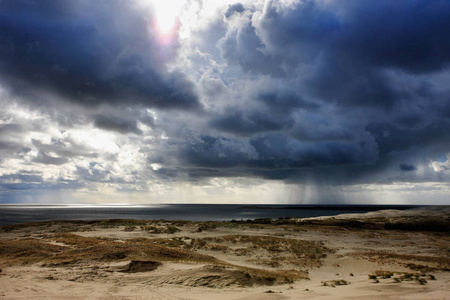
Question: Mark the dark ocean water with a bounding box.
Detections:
[0,204,423,226]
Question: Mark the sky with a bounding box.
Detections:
[0,0,449,205]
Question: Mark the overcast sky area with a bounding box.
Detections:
[0,0,449,205]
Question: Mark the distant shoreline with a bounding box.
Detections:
[0,204,447,226]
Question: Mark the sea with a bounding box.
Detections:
[0,204,424,226]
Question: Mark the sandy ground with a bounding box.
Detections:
[0,207,449,299]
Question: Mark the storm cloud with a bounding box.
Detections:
[0,0,449,204]
[0,0,199,109]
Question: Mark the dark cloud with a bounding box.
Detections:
[76,163,111,183]
[334,1,450,74]
[399,164,417,172]
[0,0,200,109]
[173,129,378,183]
[0,123,25,136]
[304,59,402,108]
[138,111,155,128]
[31,139,98,159]
[33,151,69,165]
[394,114,424,128]
[217,0,450,108]
[94,114,142,135]
[224,3,245,19]
[218,14,285,76]
[0,141,23,152]
[75,162,136,184]
[250,132,377,167]
[258,91,319,112]
[365,121,450,157]
[255,0,450,73]
[181,135,255,168]
[211,110,293,136]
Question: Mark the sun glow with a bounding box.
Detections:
[137,0,244,42]
[151,0,184,36]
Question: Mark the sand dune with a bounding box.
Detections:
[0,207,449,299]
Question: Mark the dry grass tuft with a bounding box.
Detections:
[0,234,220,266]
[190,235,332,269]
[0,239,67,265]
[322,279,350,287]
[353,251,450,272]
[369,270,436,285]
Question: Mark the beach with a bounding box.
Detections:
[1,207,449,299]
